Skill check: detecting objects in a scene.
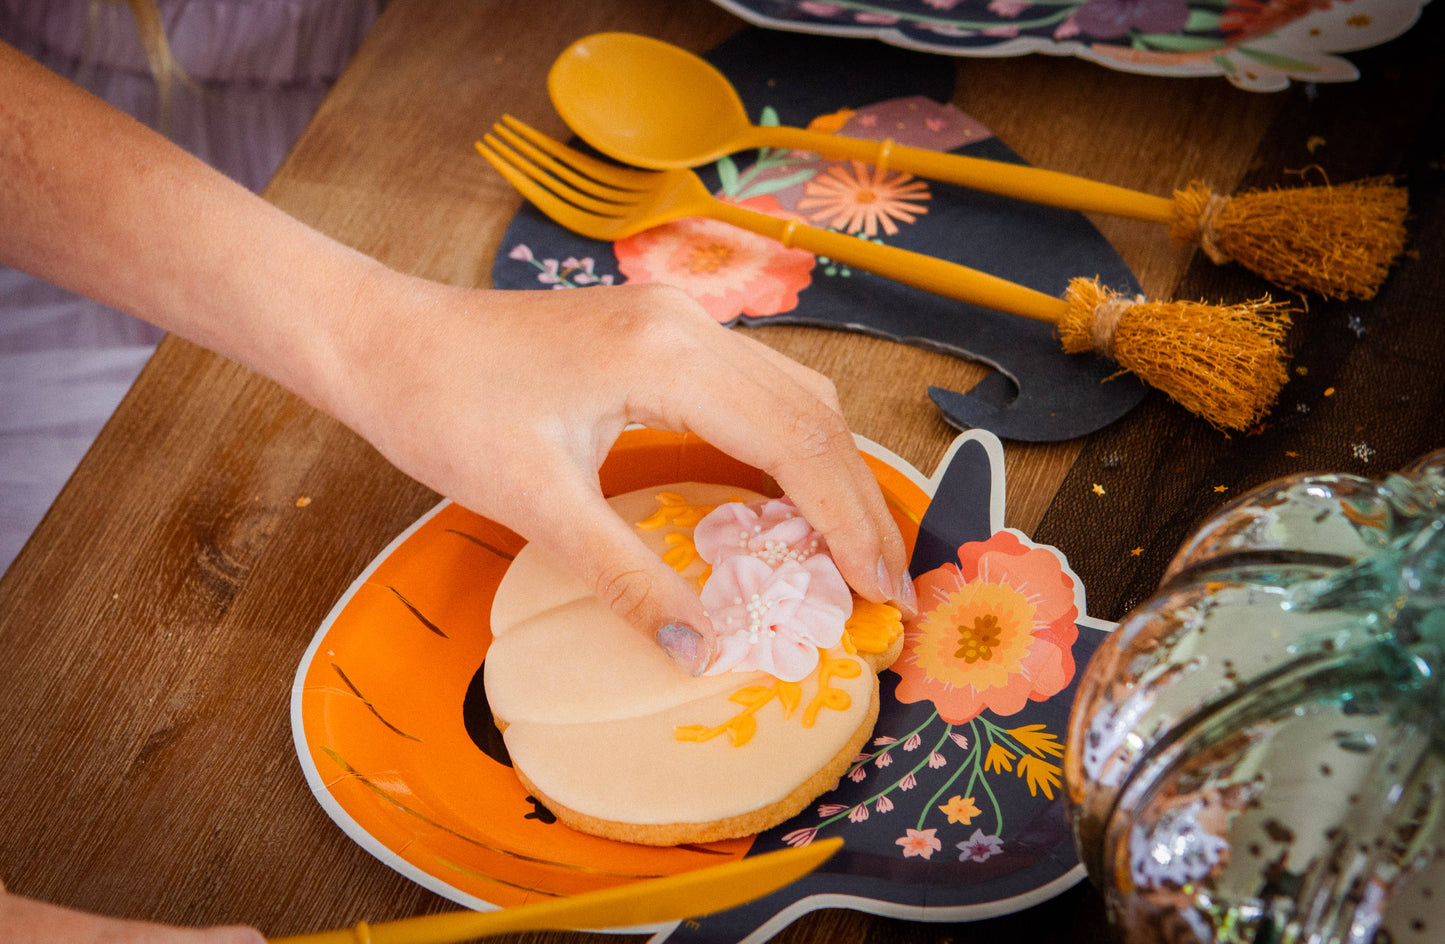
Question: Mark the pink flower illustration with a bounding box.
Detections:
[782,827,819,847]
[897,828,943,859]
[1073,0,1189,39]
[893,531,1079,725]
[957,829,1005,863]
[796,161,929,238]
[613,194,814,324]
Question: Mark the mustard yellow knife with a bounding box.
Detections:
[268,837,842,943]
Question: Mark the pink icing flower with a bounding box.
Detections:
[695,497,852,681]
[701,555,851,681]
[694,498,828,568]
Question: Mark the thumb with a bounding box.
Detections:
[527,487,718,676]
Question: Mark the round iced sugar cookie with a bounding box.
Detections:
[484,482,902,845]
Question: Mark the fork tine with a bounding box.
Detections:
[475,137,633,242]
[478,132,634,222]
[489,124,643,208]
[499,116,662,191]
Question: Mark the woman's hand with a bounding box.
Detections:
[0,881,262,944]
[329,275,915,672]
[0,37,913,674]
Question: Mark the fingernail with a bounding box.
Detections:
[900,572,918,619]
[881,556,918,619]
[876,556,896,601]
[657,622,711,676]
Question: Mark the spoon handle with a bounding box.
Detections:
[747,125,1176,225]
[707,199,1068,325]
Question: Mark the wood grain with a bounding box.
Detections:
[0,0,1297,941]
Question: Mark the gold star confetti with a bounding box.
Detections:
[1324,387,1336,397]
[1286,450,1299,458]
[1092,483,1106,496]
[295,496,312,507]
[1214,485,1229,493]
[1130,547,1143,557]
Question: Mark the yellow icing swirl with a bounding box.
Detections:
[674,648,864,748]
[674,679,803,747]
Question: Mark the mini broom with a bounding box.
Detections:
[769,123,1409,301]
[703,208,1297,435]
[1168,175,1408,301]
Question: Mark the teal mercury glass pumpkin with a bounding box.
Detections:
[1066,449,1445,944]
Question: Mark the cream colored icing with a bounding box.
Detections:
[484,482,880,829]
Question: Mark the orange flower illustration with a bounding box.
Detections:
[893,531,1078,725]
[796,160,930,237]
[1219,0,1332,42]
[613,194,815,324]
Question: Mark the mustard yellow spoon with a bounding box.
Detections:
[547,31,1407,301]
[267,837,840,943]
[548,31,1172,222]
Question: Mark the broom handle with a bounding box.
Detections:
[744,125,1178,225]
[708,200,1071,325]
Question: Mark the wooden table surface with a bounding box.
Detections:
[1,0,1424,941]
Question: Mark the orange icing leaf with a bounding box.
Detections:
[674,662,858,748]
[637,491,715,530]
[727,714,757,747]
[844,598,903,654]
[662,532,700,572]
[729,685,775,707]
[776,681,802,716]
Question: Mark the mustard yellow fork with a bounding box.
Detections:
[477,116,1070,325]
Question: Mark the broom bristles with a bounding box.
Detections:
[1059,277,1293,433]
[1171,177,1408,300]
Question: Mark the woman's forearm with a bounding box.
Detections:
[0,39,380,421]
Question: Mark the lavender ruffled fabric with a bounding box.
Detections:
[0,0,378,575]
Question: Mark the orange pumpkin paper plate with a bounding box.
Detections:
[291,428,1111,941]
